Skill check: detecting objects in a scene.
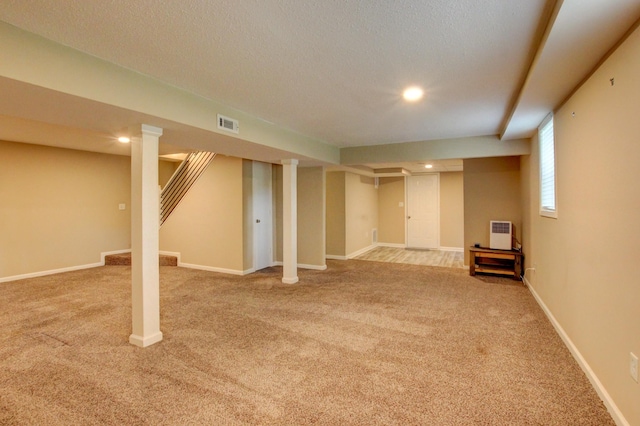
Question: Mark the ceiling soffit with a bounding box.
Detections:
[0,0,548,148]
[0,1,638,166]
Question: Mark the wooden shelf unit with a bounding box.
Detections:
[469,247,523,280]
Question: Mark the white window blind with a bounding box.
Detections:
[539,114,557,218]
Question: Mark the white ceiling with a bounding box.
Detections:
[0,0,639,165]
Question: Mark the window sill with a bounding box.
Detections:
[540,209,557,219]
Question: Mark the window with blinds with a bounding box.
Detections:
[539,114,557,218]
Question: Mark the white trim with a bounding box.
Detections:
[0,248,133,283]
[178,262,248,276]
[129,331,163,348]
[160,251,251,275]
[0,262,103,283]
[252,161,274,271]
[539,208,558,219]
[524,277,629,426]
[272,261,327,270]
[299,263,327,271]
[346,244,377,259]
[376,242,407,248]
[326,254,348,260]
[439,246,464,252]
[538,113,558,218]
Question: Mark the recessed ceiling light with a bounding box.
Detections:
[403,86,424,102]
[424,164,433,169]
[117,136,131,143]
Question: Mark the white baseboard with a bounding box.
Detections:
[0,248,134,283]
[299,263,327,271]
[159,251,251,276]
[347,244,377,259]
[178,262,247,276]
[376,243,406,248]
[0,261,103,283]
[326,254,347,260]
[271,261,327,271]
[129,331,163,348]
[439,246,464,252]
[524,277,629,426]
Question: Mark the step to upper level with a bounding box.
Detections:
[104,252,177,266]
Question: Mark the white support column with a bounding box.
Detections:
[129,124,163,347]
[281,159,298,284]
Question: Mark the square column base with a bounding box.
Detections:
[129,331,163,348]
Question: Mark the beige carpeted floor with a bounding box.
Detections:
[0,261,613,425]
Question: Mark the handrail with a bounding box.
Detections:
[160,151,216,226]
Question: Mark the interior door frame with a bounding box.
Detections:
[405,173,440,249]
[252,161,273,271]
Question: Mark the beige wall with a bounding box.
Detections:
[326,170,382,258]
[297,167,326,267]
[274,165,326,268]
[522,26,640,425]
[160,155,245,272]
[463,157,521,265]
[0,141,131,279]
[325,171,346,257]
[439,172,464,249]
[345,173,378,256]
[159,159,178,188]
[377,177,405,245]
[373,173,464,249]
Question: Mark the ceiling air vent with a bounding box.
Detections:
[217,114,239,134]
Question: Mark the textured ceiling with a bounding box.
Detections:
[0,0,546,147]
[0,0,639,157]
[501,0,640,139]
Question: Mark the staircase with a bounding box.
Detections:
[104,252,178,266]
[106,152,214,267]
[161,151,216,226]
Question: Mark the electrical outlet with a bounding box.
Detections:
[631,352,638,383]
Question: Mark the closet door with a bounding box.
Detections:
[407,174,439,249]
[253,161,273,270]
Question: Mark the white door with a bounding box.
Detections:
[253,161,273,270]
[407,174,439,249]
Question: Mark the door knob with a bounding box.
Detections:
[407,216,411,219]
[256,219,261,223]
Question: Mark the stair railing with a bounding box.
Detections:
[160,151,216,226]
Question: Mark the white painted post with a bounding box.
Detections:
[130,124,163,347]
[281,159,298,284]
